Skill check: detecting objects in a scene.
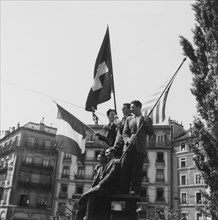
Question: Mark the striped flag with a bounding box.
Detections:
[141,79,173,124]
[85,27,114,111]
[55,104,86,164]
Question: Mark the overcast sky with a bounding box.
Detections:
[1,0,197,136]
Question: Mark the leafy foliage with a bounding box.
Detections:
[180,0,218,219]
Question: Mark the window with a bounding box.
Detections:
[20,172,30,182]
[37,194,47,208]
[180,158,186,168]
[25,155,32,164]
[61,184,68,193]
[63,152,71,159]
[157,135,164,145]
[156,152,164,163]
[76,185,83,194]
[77,167,85,178]
[180,142,186,151]
[140,188,147,201]
[142,171,148,182]
[27,137,36,146]
[62,166,70,177]
[196,192,202,204]
[156,188,164,201]
[196,213,203,220]
[181,193,187,204]
[195,174,202,184]
[59,184,68,199]
[45,140,52,149]
[19,193,29,206]
[156,169,164,181]
[180,175,187,185]
[43,158,49,167]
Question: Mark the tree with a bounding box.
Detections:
[180,0,218,219]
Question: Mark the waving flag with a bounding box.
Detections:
[85,27,114,111]
[56,104,86,164]
[141,79,173,124]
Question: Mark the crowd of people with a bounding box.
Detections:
[75,100,154,220]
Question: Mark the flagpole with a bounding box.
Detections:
[107,25,117,114]
[118,57,187,163]
[147,57,186,116]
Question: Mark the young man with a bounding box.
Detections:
[113,103,131,158]
[96,109,118,147]
[120,100,154,195]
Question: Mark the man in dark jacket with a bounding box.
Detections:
[95,109,118,147]
[75,148,120,220]
[92,151,106,187]
[120,100,154,195]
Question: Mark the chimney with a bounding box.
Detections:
[39,117,45,131]
[17,122,20,129]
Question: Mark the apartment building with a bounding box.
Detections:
[0,122,57,220]
[172,127,208,220]
[51,124,108,219]
[137,124,172,220]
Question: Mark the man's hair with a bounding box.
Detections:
[131,100,142,109]
[123,103,131,109]
[106,109,116,117]
[98,151,105,158]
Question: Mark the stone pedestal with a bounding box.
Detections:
[94,194,140,220]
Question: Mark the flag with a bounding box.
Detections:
[85,27,114,111]
[56,104,86,164]
[141,79,174,124]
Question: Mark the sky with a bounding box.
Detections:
[1,0,197,136]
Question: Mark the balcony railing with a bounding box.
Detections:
[156,197,165,202]
[61,174,70,179]
[74,175,93,180]
[18,180,52,190]
[21,161,53,171]
[59,191,68,199]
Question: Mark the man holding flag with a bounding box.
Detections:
[120,100,154,195]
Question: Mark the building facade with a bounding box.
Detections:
[172,126,208,220]
[0,122,57,220]
[51,124,108,219]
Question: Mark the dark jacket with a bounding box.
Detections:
[92,164,105,187]
[98,158,120,191]
[98,123,117,147]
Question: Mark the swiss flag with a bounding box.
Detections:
[85,27,114,111]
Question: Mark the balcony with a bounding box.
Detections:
[155,160,165,165]
[140,194,149,203]
[18,180,52,190]
[74,175,93,180]
[21,161,53,171]
[61,174,70,179]
[155,197,166,203]
[59,191,68,199]
[25,141,53,151]
[63,157,71,162]
[156,178,165,182]
[0,166,8,174]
